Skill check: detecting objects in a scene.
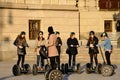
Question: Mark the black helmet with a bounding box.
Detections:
[101,32,108,37]
[89,31,95,35]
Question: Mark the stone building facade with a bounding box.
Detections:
[0,0,120,60]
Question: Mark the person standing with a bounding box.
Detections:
[35,31,46,70]
[47,26,58,70]
[86,31,99,67]
[66,32,79,68]
[55,31,62,70]
[98,32,112,65]
[13,31,29,69]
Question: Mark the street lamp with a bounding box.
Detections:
[75,0,80,40]
[75,0,79,7]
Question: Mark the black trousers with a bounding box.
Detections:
[56,54,60,70]
[56,46,61,70]
[105,51,111,65]
[89,53,98,66]
[17,55,25,68]
[50,57,57,70]
[68,54,76,67]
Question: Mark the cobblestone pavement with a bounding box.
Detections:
[0,61,120,80]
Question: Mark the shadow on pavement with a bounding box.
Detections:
[62,64,86,80]
[62,73,71,80]
[0,75,14,80]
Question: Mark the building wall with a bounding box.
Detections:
[0,0,78,60]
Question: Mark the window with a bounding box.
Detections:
[99,0,120,10]
[116,21,120,32]
[104,20,112,32]
[29,20,40,40]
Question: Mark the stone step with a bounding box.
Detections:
[12,47,120,64]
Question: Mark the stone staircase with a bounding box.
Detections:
[12,46,120,64]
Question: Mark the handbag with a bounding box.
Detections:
[66,48,70,54]
[40,46,48,59]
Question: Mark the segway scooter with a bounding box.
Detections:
[85,46,102,74]
[38,47,62,80]
[32,46,50,75]
[64,63,81,74]
[99,46,114,76]
[64,45,81,74]
[12,64,31,76]
[44,61,63,80]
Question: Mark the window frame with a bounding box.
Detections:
[29,20,40,40]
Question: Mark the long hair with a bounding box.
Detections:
[38,31,45,41]
[88,36,95,44]
[18,35,26,45]
[88,31,95,44]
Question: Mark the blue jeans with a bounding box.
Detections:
[37,55,45,68]
[37,55,40,67]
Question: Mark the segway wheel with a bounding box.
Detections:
[77,63,81,74]
[65,63,68,74]
[49,70,62,80]
[72,65,76,72]
[23,64,31,74]
[45,69,52,80]
[85,63,91,74]
[61,64,65,74]
[32,64,38,75]
[12,64,21,76]
[45,64,51,72]
[96,63,102,74]
[101,65,113,76]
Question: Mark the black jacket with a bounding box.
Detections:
[67,38,79,55]
[13,35,28,55]
[56,37,62,54]
[87,36,99,54]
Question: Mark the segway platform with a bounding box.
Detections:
[12,64,31,76]
[63,63,81,74]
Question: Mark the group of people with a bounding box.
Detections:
[87,31,112,68]
[13,26,112,71]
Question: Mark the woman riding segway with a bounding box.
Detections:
[86,31,99,73]
[97,32,114,76]
[13,31,31,76]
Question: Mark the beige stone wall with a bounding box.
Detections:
[0,0,75,5]
[0,2,78,60]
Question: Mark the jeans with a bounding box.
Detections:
[17,55,25,68]
[68,54,76,67]
[37,55,40,66]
